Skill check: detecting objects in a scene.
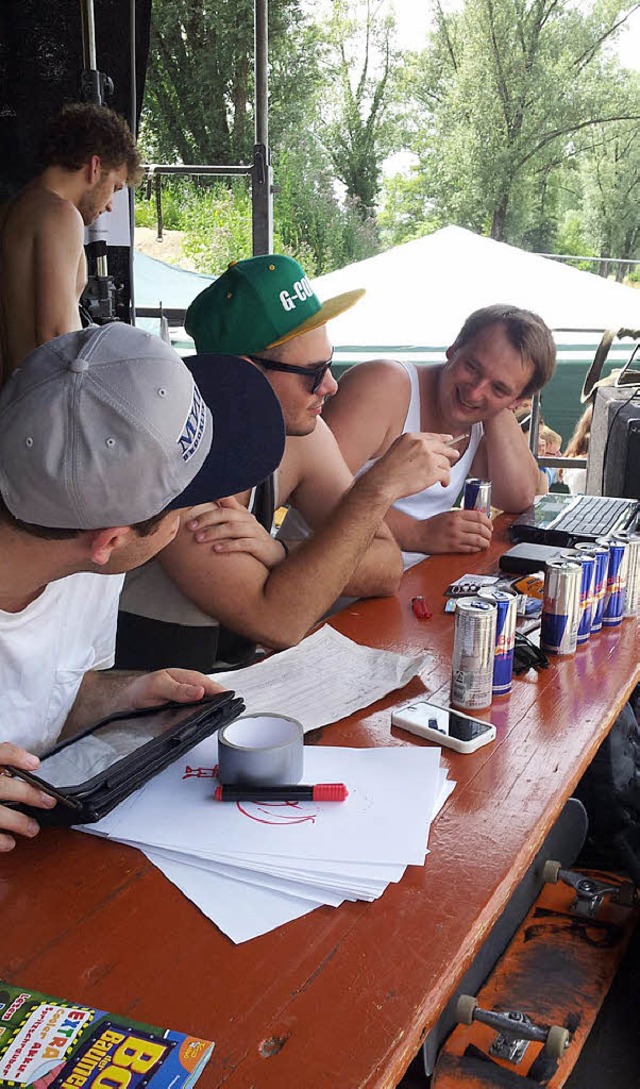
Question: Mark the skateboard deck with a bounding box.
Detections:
[433,867,639,1088]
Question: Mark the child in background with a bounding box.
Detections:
[539,424,563,486]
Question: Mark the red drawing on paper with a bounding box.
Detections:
[182,764,219,779]
[237,800,318,825]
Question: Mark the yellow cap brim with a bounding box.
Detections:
[266,289,365,349]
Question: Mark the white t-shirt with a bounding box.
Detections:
[0,572,124,755]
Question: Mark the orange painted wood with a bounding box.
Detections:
[2,519,638,1089]
[433,871,639,1088]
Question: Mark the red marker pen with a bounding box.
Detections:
[214,783,348,802]
[411,595,432,620]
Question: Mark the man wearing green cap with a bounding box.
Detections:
[116,255,460,663]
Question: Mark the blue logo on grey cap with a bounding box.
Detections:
[178,383,206,462]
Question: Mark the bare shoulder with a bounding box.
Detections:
[4,185,83,246]
[323,359,411,467]
[325,358,411,425]
[333,358,410,401]
[36,191,84,237]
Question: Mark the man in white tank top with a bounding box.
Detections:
[323,305,555,558]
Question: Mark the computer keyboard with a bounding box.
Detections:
[554,495,635,536]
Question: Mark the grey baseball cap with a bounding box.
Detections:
[0,323,285,529]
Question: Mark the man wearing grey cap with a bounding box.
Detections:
[0,322,285,851]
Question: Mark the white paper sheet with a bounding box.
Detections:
[135,762,456,943]
[80,736,456,943]
[86,742,441,866]
[209,626,432,733]
[144,849,325,942]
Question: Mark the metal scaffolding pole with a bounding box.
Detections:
[252,0,273,254]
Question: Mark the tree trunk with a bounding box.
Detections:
[490,196,509,241]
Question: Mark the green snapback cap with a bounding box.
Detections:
[185,254,364,355]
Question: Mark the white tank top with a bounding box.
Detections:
[386,362,483,519]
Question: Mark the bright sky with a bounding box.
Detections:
[390,0,640,69]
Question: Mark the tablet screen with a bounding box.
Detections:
[38,703,210,789]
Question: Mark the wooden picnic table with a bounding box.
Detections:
[2,516,638,1088]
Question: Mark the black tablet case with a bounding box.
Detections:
[16,692,244,826]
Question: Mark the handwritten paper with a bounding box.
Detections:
[210,626,432,733]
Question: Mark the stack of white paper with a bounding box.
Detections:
[81,738,454,944]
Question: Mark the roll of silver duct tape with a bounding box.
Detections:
[217,713,304,785]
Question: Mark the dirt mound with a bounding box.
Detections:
[134,227,197,270]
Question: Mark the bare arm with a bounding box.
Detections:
[61,668,225,739]
[324,360,493,555]
[34,202,85,344]
[164,426,459,649]
[286,421,403,598]
[471,409,547,510]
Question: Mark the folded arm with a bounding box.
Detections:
[164,475,402,651]
[170,423,458,649]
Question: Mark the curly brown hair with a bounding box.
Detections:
[40,103,142,185]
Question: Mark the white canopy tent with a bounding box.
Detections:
[133,225,640,436]
[313,225,640,351]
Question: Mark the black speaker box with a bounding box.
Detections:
[586,386,640,498]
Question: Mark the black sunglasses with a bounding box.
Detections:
[249,352,334,394]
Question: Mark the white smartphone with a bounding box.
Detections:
[391,701,496,754]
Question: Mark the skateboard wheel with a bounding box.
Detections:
[455,994,478,1025]
[543,1024,570,1059]
[542,859,561,884]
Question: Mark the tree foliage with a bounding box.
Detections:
[139,0,640,275]
[142,0,318,165]
[578,115,640,272]
[402,0,640,244]
[318,0,400,219]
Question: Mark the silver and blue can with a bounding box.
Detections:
[597,537,629,628]
[560,549,595,645]
[618,533,640,618]
[463,479,491,517]
[540,560,581,656]
[451,597,497,711]
[477,587,517,696]
[574,542,609,633]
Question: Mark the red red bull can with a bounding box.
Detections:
[451,597,497,711]
[477,587,517,696]
[540,560,581,656]
[560,549,595,645]
[463,479,491,517]
[574,542,608,633]
[618,532,640,618]
[597,537,628,628]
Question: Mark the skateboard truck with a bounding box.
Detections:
[455,995,570,1065]
[542,859,637,917]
